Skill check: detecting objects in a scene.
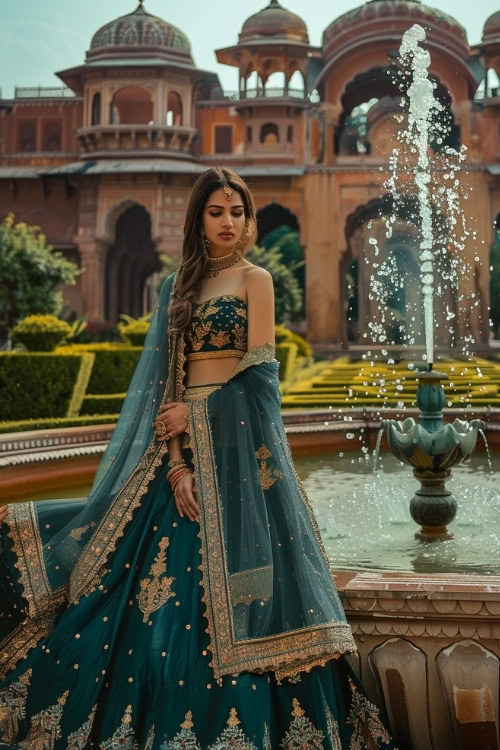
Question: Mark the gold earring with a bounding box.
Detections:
[200,229,211,258]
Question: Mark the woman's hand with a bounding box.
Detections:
[174,472,200,522]
[0,505,8,524]
[154,402,188,440]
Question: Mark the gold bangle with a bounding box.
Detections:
[171,469,191,491]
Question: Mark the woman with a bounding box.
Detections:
[0,168,395,749]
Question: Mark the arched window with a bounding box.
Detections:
[166,91,183,127]
[112,86,153,124]
[260,122,279,144]
[265,72,286,96]
[246,71,263,98]
[288,70,305,97]
[91,92,101,125]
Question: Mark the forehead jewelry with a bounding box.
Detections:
[222,182,233,201]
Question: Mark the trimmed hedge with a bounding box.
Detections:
[0,352,94,421]
[81,393,126,416]
[275,325,312,358]
[57,344,142,395]
[276,342,298,382]
[0,414,119,434]
[12,315,72,352]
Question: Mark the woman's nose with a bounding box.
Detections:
[221,214,234,228]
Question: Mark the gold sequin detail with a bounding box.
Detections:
[255,444,284,490]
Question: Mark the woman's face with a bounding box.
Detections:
[202,188,246,251]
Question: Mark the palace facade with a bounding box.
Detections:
[1,0,500,352]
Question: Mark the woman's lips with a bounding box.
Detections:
[218,233,235,238]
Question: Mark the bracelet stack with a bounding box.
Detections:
[166,459,191,491]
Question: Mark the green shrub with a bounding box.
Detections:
[276,342,298,381]
[0,351,94,420]
[81,393,126,415]
[12,314,72,352]
[0,414,119,434]
[274,324,312,357]
[57,344,141,395]
[119,320,150,346]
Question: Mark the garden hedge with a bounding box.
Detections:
[0,414,119,434]
[80,393,126,416]
[56,344,142,395]
[276,342,299,382]
[0,351,94,421]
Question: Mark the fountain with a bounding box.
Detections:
[379,25,484,540]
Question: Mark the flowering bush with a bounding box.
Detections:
[12,315,72,352]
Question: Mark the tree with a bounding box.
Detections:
[0,214,79,329]
[245,244,303,324]
[262,225,305,316]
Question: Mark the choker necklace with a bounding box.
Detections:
[203,245,242,278]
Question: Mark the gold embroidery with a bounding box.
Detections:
[207,708,258,750]
[187,321,213,352]
[226,343,277,382]
[209,330,232,348]
[255,444,284,490]
[69,436,169,603]
[229,565,273,606]
[66,704,97,750]
[280,699,324,748]
[232,323,247,351]
[183,384,222,401]
[144,725,155,750]
[193,303,221,319]
[100,705,138,750]
[264,724,272,750]
[347,678,392,750]
[6,503,53,618]
[187,389,355,682]
[325,704,342,750]
[137,537,176,622]
[0,668,32,744]
[0,588,67,681]
[165,711,201,750]
[19,690,68,750]
[186,350,245,361]
[69,526,89,541]
[235,307,247,319]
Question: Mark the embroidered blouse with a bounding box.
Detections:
[184,295,248,361]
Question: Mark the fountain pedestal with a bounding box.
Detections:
[382,371,484,541]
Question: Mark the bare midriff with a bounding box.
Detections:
[185,356,242,387]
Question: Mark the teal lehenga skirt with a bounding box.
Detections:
[0,381,395,749]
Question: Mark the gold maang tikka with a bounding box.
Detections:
[222,181,233,201]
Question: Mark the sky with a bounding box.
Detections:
[0,0,499,98]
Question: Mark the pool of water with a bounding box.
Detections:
[296,451,500,576]
[10,452,500,575]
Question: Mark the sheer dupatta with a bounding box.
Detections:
[185,348,356,683]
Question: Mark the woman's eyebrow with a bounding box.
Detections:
[207,203,245,209]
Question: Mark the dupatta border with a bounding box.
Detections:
[0,589,66,680]
[188,346,357,682]
[69,436,168,603]
[5,502,53,619]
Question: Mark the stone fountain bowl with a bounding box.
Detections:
[381,417,485,473]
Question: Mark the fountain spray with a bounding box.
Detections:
[381,25,484,541]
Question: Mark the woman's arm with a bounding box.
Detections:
[246,266,275,348]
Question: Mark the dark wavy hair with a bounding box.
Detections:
[168,167,256,333]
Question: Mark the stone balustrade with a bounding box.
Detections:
[76,124,197,159]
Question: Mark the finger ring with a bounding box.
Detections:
[155,421,167,438]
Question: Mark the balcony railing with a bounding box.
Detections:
[209,87,306,101]
[15,86,76,99]
[76,123,197,157]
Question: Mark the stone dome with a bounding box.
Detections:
[323,0,468,61]
[89,1,191,56]
[240,0,309,44]
[483,11,500,46]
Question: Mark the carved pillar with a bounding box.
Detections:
[78,239,107,320]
